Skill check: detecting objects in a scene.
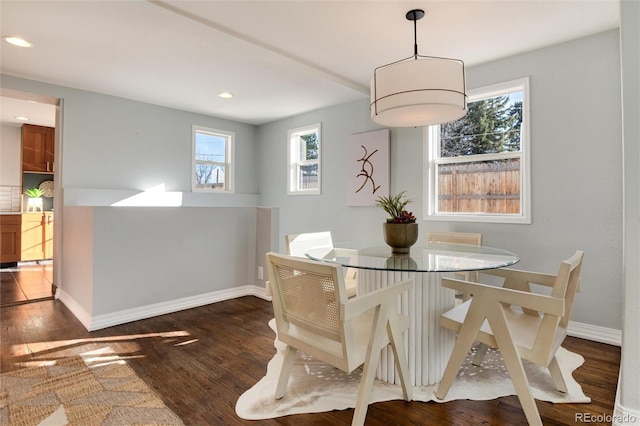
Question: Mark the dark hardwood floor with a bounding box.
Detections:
[1,296,620,425]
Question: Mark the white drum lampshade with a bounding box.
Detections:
[370,57,467,127]
[370,9,467,127]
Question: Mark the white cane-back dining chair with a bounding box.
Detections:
[265,252,413,426]
[285,231,358,297]
[435,250,585,426]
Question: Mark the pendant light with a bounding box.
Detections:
[370,9,467,127]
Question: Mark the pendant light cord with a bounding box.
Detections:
[412,11,419,58]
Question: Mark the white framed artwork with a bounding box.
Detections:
[347,129,390,206]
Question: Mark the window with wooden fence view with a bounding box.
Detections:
[427,78,530,223]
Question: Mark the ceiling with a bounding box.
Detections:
[0,1,620,127]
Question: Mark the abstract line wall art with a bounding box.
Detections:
[347,129,390,206]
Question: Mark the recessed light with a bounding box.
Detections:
[15,116,29,121]
[218,92,233,99]
[3,36,32,48]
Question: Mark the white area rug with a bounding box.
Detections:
[236,319,590,420]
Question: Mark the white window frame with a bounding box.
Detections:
[287,123,321,195]
[424,77,531,224]
[191,125,235,193]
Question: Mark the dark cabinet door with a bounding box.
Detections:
[22,124,55,173]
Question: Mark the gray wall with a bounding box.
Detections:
[0,29,625,334]
[2,18,634,417]
[0,74,258,195]
[0,75,264,326]
[91,206,257,316]
[258,30,623,331]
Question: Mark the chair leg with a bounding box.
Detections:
[472,342,490,366]
[387,314,412,401]
[275,345,297,399]
[351,306,387,426]
[487,306,542,426]
[435,302,486,400]
[548,355,568,393]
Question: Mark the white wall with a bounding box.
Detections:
[617,0,640,421]
[59,206,94,325]
[258,30,623,333]
[0,124,21,186]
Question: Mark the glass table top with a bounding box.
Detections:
[305,242,519,273]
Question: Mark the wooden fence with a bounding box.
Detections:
[438,160,521,214]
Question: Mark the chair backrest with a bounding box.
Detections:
[428,231,482,246]
[429,232,482,284]
[285,231,358,296]
[266,252,349,356]
[546,250,584,330]
[529,250,584,361]
[285,231,333,257]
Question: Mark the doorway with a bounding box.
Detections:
[0,89,61,306]
[0,261,53,306]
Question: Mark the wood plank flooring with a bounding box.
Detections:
[1,296,620,425]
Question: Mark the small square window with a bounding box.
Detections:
[288,123,321,195]
[192,125,234,193]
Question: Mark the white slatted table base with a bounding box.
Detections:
[358,269,456,387]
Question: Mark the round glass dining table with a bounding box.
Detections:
[305,242,519,387]
[305,242,519,273]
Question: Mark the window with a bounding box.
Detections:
[425,77,530,223]
[192,125,234,193]
[288,123,321,195]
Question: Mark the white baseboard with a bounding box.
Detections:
[567,320,622,346]
[57,289,93,330]
[59,285,271,331]
[58,286,618,345]
[247,283,272,301]
[614,390,640,426]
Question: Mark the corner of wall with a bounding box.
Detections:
[57,289,92,331]
[613,379,640,425]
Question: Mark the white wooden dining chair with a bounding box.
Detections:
[428,231,483,303]
[428,231,483,247]
[265,252,413,426]
[285,231,358,297]
[435,250,585,426]
[428,231,482,282]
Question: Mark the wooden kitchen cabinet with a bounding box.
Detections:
[21,212,53,261]
[1,214,22,264]
[44,212,54,259]
[22,124,55,173]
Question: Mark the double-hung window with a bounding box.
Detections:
[192,125,235,193]
[425,77,530,223]
[288,123,321,195]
